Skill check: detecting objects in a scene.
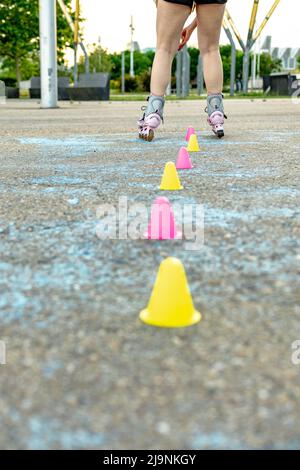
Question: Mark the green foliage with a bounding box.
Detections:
[0,0,76,83]
[109,50,155,81]
[1,51,40,83]
[78,45,112,74]
[187,47,198,81]
[56,0,76,63]
[107,45,246,91]
[110,79,121,90]
[258,53,282,76]
[219,45,243,85]
[124,74,138,92]
[136,70,151,92]
[0,0,39,82]
[297,56,300,69]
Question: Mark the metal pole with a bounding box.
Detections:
[224,9,245,51]
[176,51,182,98]
[243,0,260,93]
[98,36,102,71]
[223,19,236,96]
[182,47,187,97]
[81,42,90,74]
[242,48,250,93]
[231,44,237,96]
[252,48,257,89]
[182,45,190,97]
[250,0,281,48]
[247,0,260,47]
[224,0,281,92]
[57,0,89,73]
[257,36,261,77]
[73,0,80,84]
[197,53,204,95]
[186,49,190,97]
[129,16,135,77]
[121,51,125,94]
[39,0,57,108]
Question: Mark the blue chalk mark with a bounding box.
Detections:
[67,197,80,206]
[30,176,86,186]
[18,136,111,157]
[27,417,104,449]
[43,360,64,378]
[192,432,249,450]
[205,205,298,229]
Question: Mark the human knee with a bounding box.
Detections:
[156,42,177,59]
[199,43,220,57]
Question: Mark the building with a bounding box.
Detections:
[261,36,300,71]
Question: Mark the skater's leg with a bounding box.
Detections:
[138,0,190,141]
[196,3,225,95]
[196,3,226,138]
[151,0,191,96]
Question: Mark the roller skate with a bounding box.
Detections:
[206,93,227,139]
[138,94,164,142]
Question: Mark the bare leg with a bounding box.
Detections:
[196,4,225,95]
[151,0,191,96]
[196,4,226,137]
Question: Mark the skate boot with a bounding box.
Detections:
[206,93,227,138]
[138,94,164,142]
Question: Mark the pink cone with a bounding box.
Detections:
[176,147,193,170]
[185,126,195,142]
[145,197,181,240]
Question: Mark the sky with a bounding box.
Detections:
[76,0,300,54]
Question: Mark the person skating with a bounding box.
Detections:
[138,0,227,141]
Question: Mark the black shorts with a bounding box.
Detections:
[164,0,227,7]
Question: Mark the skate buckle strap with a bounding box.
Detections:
[208,111,224,126]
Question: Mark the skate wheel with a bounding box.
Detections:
[144,129,154,142]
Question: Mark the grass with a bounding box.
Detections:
[109,91,290,101]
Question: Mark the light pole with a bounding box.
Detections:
[73,0,80,84]
[39,0,57,108]
[98,36,102,71]
[129,16,135,78]
[121,51,125,94]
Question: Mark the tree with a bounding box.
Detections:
[108,49,155,82]
[78,45,112,74]
[0,0,39,84]
[187,47,198,82]
[137,70,151,92]
[258,53,282,76]
[219,45,243,85]
[0,0,75,85]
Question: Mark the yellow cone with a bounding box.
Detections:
[140,257,201,328]
[187,133,200,152]
[160,162,183,190]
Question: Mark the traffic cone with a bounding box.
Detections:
[187,133,200,152]
[185,126,195,142]
[144,197,181,240]
[176,147,193,170]
[139,257,201,328]
[160,162,183,190]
